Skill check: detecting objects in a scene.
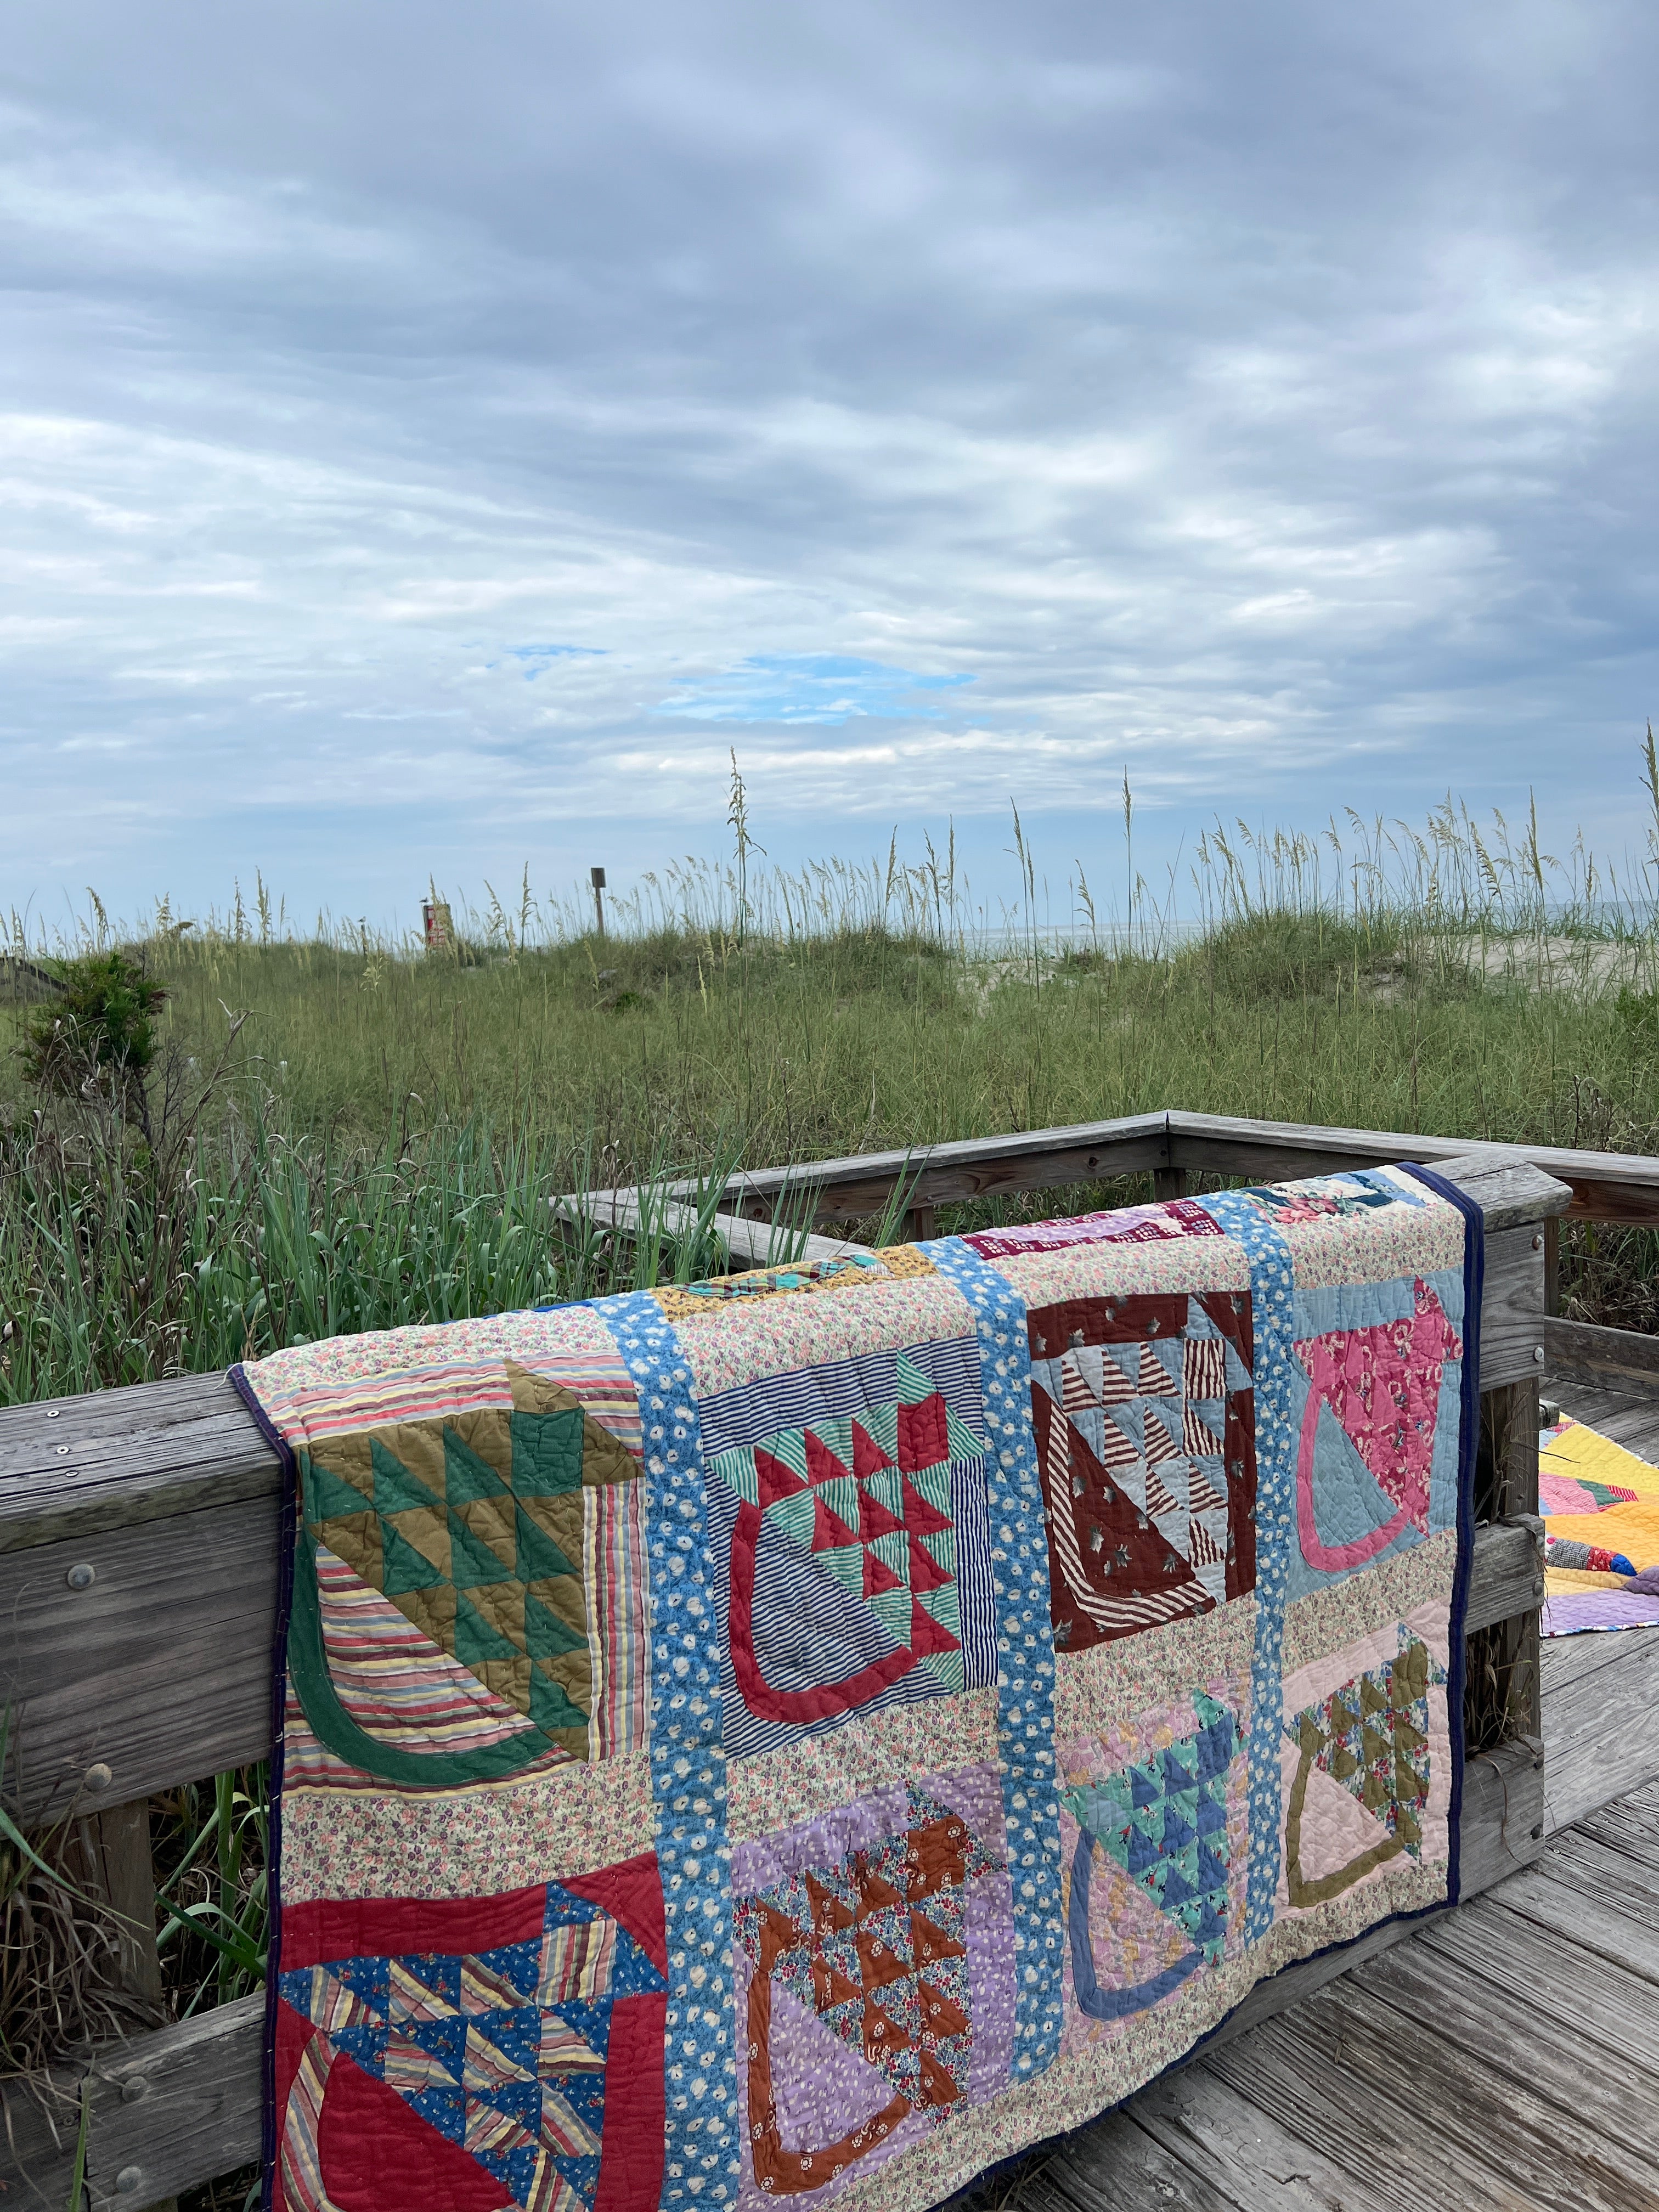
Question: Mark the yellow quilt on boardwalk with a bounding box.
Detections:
[1540,1417,1659,1634]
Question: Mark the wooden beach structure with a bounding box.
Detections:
[3,1109,1658,2210]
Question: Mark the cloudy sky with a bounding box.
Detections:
[3,2,1655,930]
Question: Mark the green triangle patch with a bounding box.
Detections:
[444,1425,510,1505]
[816,1544,865,1595]
[896,1352,935,1406]
[708,1444,759,1508]
[945,1404,983,1463]
[531,1668,589,1733]
[905,1461,954,1523]
[866,1586,912,1646]
[524,1590,588,1660]
[816,1475,861,1537]
[870,1530,910,1584]
[447,1510,516,1589]
[764,1489,817,1551]
[370,1436,443,1519]
[304,1454,371,1526]
[515,1507,578,1585]
[454,1589,522,1667]
[509,1408,585,1497]
[381,1522,448,1596]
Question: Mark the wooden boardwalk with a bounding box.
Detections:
[983,1377,1659,2212]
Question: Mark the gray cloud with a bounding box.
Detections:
[2,1,1656,921]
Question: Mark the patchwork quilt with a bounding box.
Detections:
[234,1162,1481,2212]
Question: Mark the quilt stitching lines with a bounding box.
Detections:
[923,1238,1066,2080]
[596,1293,738,2208]
[1194,1193,1296,1940]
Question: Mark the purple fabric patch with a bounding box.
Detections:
[1542,1589,1659,1636]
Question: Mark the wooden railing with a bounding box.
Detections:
[2,1111,1618,2210]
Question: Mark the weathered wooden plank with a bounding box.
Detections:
[1483,1860,1659,1988]
[1542,1826,1659,1929]
[1350,1918,1659,2161]
[1541,1623,1659,1835]
[1458,1735,1548,1894]
[659,1113,1171,1212]
[1164,1113,1659,1224]
[1199,2006,1541,2212]
[556,1192,871,1267]
[1545,1314,1659,1392]
[704,1127,1172,1223]
[0,1990,263,2212]
[1463,1518,1543,1633]
[0,1499,279,1825]
[1475,1226,1548,1388]
[1415,1887,1659,2079]
[1090,2070,1396,2212]
[1266,1969,1659,2212]
[1008,2120,1241,2212]
[0,1371,280,1549]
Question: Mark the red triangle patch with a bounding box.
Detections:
[897,1393,950,1474]
[811,1493,860,1551]
[906,1534,953,1596]
[805,1429,853,1486]
[862,1547,904,1597]
[754,1447,808,1510]
[907,1596,961,1659]
[853,1420,894,1477]
[901,1477,953,1538]
[857,1486,906,1542]
[314,2046,512,2210]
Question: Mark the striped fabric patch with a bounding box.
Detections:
[583,1479,650,1757]
[315,1546,540,1755]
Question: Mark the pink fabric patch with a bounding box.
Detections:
[1295,1279,1462,1573]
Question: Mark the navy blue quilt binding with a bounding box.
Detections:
[1398,1160,1486,1905]
[228,1363,299,2212]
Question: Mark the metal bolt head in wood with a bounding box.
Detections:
[83,1761,113,1793]
[1533,1345,1545,1363]
[66,1561,95,1590]
[120,2074,149,2103]
[115,2165,143,2193]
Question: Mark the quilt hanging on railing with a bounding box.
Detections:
[234,1162,1481,2212]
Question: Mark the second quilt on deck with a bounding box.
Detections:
[234,1163,1480,2212]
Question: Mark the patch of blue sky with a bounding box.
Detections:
[504,644,607,679]
[656,654,972,725]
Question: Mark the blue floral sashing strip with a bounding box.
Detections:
[924,1239,1066,2079]
[1193,1193,1298,1941]
[594,1293,738,2208]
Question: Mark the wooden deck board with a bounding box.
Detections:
[1012,1761,1659,2212]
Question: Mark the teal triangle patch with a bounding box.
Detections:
[816,1544,864,1595]
[381,1523,447,1596]
[944,1405,982,1463]
[905,1462,953,1521]
[765,1489,817,1550]
[896,1352,934,1406]
[531,1667,589,1733]
[447,1511,516,1589]
[866,1586,912,1645]
[870,1530,909,1583]
[444,1425,509,1505]
[816,1476,860,1537]
[516,1506,578,1585]
[305,1454,371,1526]
[370,1436,443,1519]
[524,1590,587,1660]
[509,1408,584,1498]
[454,1589,520,1666]
[708,1444,759,1508]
